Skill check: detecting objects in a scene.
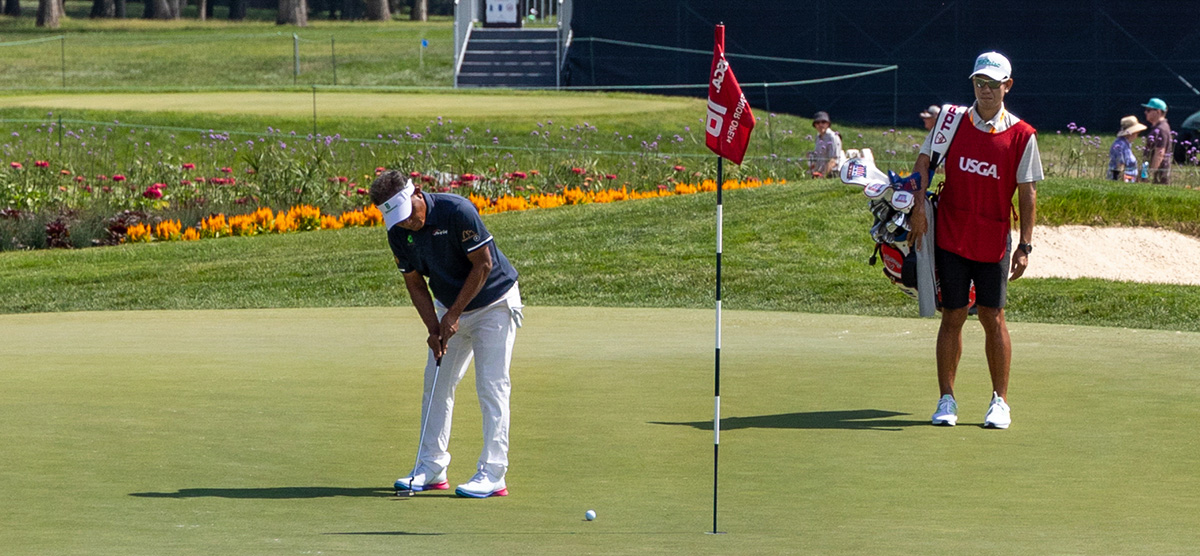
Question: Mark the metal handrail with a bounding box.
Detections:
[555,0,573,89]
[453,0,479,88]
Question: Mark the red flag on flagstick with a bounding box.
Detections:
[705,24,755,165]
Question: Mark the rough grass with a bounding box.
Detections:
[2,180,1198,331]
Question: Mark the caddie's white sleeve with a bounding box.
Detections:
[1016,134,1045,183]
[919,129,935,157]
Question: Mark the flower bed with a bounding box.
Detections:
[113,178,785,245]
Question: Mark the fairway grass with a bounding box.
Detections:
[0,91,701,119]
[2,306,1198,555]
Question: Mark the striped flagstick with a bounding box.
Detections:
[712,156,724,535]
[704,23,754,535]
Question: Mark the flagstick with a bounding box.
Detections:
[711,155,724,535]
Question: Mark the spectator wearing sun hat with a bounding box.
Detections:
[1141,97,1172,184]
[1109,116,1147,181]
[806,111,844,178]
[920,105,941,131]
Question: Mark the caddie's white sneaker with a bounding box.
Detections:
[983,392,1011,429]
[394,466,448,492]
[984,391,1012,429]
[931,394,958,426]
[455,469,508,498]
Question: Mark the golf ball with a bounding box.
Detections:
[585,510,596,521]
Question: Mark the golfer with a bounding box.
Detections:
[909,52,1043,429]
[370,170,522,498]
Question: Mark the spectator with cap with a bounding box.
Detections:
[1141,97,1173,184]
[920,105,941,131]
[806,111,844,178]
[1108,116,1146,181]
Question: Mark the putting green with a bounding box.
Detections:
[0,92,699,119]
[1,306,1198,555]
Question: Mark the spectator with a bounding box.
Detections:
[920,105,941,131]
[1108,116,1145,181]
[806,111,843,178]
[1141,97,1173,184]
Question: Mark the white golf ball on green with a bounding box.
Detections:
[585,510,596,521]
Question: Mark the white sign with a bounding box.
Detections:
[486,0,518,24]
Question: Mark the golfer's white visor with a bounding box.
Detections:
[378,179,414,229]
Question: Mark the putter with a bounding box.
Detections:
[401,354,442,498]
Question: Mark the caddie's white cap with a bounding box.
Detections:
[378,178,414,229]
[969,51,1011,81]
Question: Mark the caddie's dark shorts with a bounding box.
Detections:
[936,241,1011,310]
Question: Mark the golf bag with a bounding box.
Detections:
[840,158,974,309]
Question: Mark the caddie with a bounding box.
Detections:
[909,52,1043,429]
[370,170,523,498]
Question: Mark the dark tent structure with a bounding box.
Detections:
[564,0,1200,132]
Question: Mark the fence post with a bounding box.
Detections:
[293,34,300,86]
[331,37,337,86]
[60,36,66,88]
[763,83,774,155]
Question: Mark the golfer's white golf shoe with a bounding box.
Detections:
[455,468,508,498]
[394,466,449,492]
[983,392,1011,429]
[931,394,958,426]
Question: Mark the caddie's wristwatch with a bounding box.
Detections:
[1017,243,1033,255]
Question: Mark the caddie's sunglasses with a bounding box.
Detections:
[973,77,1003,90]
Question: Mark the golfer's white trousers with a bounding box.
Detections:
[419,283,522,479]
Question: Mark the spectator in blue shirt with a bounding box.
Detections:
[1109,116,1145,181]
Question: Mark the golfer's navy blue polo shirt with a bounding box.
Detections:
[387,192,518,311]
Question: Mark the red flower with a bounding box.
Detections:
[410,171,422,178]
[142,185,163,199]
[337,176,348,183]
[673,165,686,172]
[74,175,84,182]
[461,173,478,182]
[195,177,206,183]
[112,174,126,182]
[658,184,668,190]
[529,169,540,175]
[245,168,256,175]
[220,167,233,174]
[95,174,107,181]
[35,160,49,168]
[9,162,21,169]
[102,186,112,193]
[60,169,71,175]
[605,174,617,180]
[375,166,386,174]
[357,187,368,195]
[182,163,196,170]
[571,167,585,175]
[82,185,93,193]
[180,179,191,186]
[512,171,527,179]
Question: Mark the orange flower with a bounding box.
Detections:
[319,215,344,230]
[182,228,201,241]
[153,219,182,241]
[124,223,153,243]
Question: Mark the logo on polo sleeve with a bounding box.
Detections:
[462,230,480,243]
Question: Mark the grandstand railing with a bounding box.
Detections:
[556,0,573,89]
[453,0,479,88]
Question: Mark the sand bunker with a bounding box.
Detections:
[1018,226,1200,286]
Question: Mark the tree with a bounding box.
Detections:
[36,0,62,27]
[4,0,20,17]
[90,0,115,17]
[115,0,125,17]
[410,0,425,21]
[364,0,387,20]
[276,0,307,26]
[197,0,206,20]
[229,0,246,20]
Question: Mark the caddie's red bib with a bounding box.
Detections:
[936,116,1036,263]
